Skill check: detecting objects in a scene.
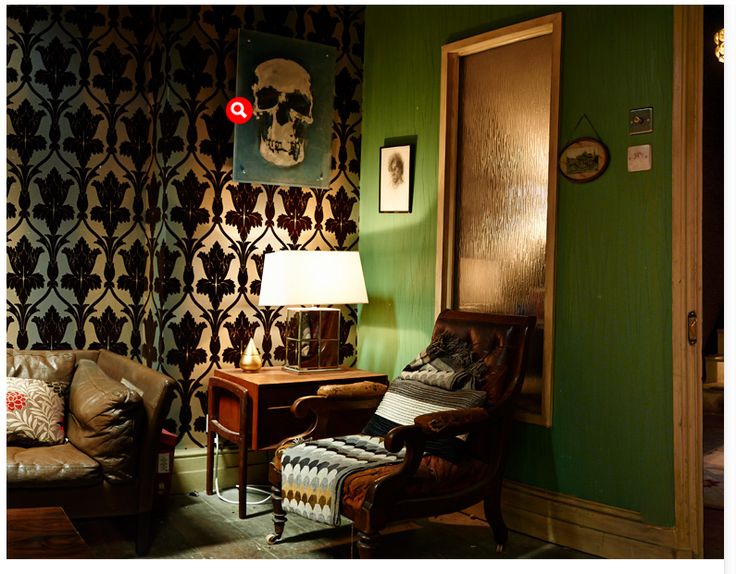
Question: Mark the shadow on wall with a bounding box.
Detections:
[357,202,436,379]
[357,295,398,376]
[506,419,559,492]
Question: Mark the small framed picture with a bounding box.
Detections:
[558,137,609,183]
[379,144,412,212]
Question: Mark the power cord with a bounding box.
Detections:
[213,434,271,505]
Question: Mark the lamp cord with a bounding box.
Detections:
[213,434,271,505]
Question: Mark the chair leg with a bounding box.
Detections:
[484,483,508,552]
[266,483,287,545]
[135,511,153,556]
[357,530,379,559]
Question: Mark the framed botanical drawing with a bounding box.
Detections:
[233,30,336,188]
[436,13,562,427]
[379,144,412,213]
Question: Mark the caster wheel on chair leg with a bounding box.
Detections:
[266,533,281,545]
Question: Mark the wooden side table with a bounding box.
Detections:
[7,507,91,559]
[206,366,388,518]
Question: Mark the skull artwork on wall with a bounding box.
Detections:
[234,30,336,188]
[252,58,314,167]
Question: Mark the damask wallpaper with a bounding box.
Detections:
[6,5,365,448]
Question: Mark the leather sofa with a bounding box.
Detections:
[6,349,175,554]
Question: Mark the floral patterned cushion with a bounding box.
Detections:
[6,376,67,446]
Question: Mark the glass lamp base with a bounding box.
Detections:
[284,307,340,371]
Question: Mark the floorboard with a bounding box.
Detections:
[73,489,598,560]
[703,410,724,559]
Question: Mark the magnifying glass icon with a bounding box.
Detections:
[231,102,247,118]
[226,97,253,125]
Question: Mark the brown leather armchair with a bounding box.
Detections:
[266,310,535,558]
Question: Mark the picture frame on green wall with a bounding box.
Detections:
[379,144,412,213]
[558,137,609,183]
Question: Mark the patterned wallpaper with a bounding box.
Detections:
[6,5,365,448]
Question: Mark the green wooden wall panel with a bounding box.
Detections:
[359,5,674,525]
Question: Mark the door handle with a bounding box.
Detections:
[687,311,697,346]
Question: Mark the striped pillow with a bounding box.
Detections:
[362,379,487,463]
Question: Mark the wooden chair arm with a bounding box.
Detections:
[291,380,387,418]
[367,408,496,509]
[316,380,388,399]
[362,424,425,509]
[277,382,387,445]
[383,423,424,453]
[413,407,491,438]
[291,394,385,419]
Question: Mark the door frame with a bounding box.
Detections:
[671,5,703,558]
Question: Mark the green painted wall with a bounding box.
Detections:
[358,5,674,525]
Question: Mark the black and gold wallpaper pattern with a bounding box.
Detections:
[6,5,365,448]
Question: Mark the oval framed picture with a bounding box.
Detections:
[558,137,609,183]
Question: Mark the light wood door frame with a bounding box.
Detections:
[672,5,703,559]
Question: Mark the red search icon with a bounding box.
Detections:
[226,97,253,124]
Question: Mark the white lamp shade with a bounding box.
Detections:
[258,251,369,306]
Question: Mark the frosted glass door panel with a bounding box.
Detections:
[454,35,551,322]
[437,14,561,426]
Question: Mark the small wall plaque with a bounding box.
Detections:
[558,137,609,183]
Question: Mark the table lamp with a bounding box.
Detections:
[258,250,368,372]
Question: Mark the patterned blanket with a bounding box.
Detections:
[400,331,487,390]
[280,434,405,526]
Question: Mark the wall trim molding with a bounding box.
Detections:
[495,480,692,558]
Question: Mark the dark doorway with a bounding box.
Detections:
[701,4,724,560]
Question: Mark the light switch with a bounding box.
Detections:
[627,144,652,172]
[629,107,653,135]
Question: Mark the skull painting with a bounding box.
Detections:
[252,58,314,167]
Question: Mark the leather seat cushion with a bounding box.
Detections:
[7,443,102,487]
[340,454,489,515]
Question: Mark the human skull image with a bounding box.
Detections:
[252,58,313,167]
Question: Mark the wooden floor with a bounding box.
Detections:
[703,409,725,559]
[73,489,597,559]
